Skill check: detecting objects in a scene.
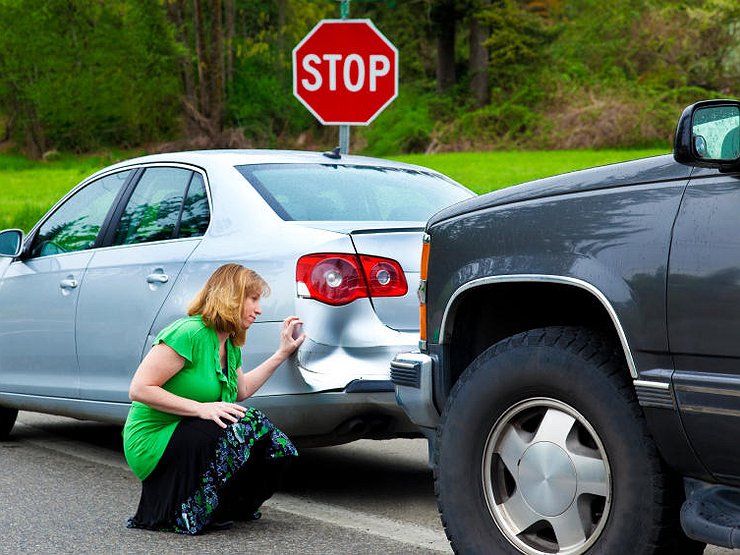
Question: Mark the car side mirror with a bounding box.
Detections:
[674,100,740,169]
[0,229,24,258]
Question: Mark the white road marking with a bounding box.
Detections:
[265,495,451,552]
[15,420,452,552]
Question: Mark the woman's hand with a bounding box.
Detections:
[236,316,306,402]
[277,316,305,358]
[197,401,247,428]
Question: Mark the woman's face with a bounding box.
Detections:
[241,293,262,329]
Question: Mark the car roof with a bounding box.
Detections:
[88,149,433,179]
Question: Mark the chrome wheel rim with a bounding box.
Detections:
[482,398,612,555]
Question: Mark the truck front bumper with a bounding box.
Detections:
[390,351,440,435]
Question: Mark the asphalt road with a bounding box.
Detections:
[0,412,734,554]
[1,412,448,554]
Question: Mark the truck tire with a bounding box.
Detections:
[0,406,18,440]
[435,326,704,555]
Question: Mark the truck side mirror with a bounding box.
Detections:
[674,100,740,169]
[0,229,24,258]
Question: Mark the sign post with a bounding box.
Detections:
[292,18,398,154]
[339,0,350,154]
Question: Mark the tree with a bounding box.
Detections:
[469,0,491,107]
[431,0,458,93]
[0,0,181,156]
[479,0,556,92]
[166,0,227,143]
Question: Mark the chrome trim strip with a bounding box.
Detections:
[634,379,670,390]
[675,384,740,398]
[680,405,740,418]
[440,274,639,378]
[390,360,417,370]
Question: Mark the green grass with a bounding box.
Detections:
[0,147,669,232]
[0,150,141,232]
[391,148,670,194]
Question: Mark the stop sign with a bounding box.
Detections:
[293,19,398,125]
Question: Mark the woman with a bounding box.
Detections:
[123,263,304,534]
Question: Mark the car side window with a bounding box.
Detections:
[29,170,132,258]
[177,173,210,238]
[112,167,193,246]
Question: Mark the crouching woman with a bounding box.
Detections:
[123,263,303,534]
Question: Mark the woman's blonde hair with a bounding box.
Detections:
[187,263,270,347]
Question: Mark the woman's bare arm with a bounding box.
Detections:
[129,343,245,427]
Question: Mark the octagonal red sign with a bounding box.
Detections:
[293,19,398,126]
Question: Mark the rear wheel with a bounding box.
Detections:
[0,406,18,440]
[435,326,704,555]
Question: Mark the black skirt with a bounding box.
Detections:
[127,407,298,535]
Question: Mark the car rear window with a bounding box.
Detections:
[235,163,473,221]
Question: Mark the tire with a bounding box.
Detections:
[0,406,18,440]
[435,326,704,555]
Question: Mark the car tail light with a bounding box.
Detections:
[296,253,408,306]
[360,255,408,298]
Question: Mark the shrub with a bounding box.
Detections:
[360,89,438,156]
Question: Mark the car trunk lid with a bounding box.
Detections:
[298,221,424,332]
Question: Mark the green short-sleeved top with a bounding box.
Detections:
[122,315,242,480]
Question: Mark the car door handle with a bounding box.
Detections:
[59,278,78,289]
[146,272,169,284]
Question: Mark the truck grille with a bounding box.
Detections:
[635,381,675,409]
[390,359,421,388]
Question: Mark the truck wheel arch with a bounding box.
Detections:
[438,275,638,395]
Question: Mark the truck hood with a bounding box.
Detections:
[429,154,692,226]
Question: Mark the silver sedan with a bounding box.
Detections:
[0,149,473,446]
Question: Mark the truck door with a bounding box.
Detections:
[667,165,740,482]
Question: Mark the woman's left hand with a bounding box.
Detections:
[278,316,305,357]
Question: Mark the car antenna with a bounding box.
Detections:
[323,146,342,160]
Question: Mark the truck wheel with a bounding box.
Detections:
[0,406,18,440]
[435,326,703,555]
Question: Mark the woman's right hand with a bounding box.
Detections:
[197,401,247,428]
[277,316,305,358]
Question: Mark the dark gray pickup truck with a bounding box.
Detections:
[392,99,740,554]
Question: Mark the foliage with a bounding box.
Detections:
[547,0,739,94]
[0,0,737,156]
[360,88,445,156]
[409,0,739,152]
[224,0,334,145]
[351,0,438,87]
[0,0,182,156]
[479,0,558,90]
[432,97,541,151]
